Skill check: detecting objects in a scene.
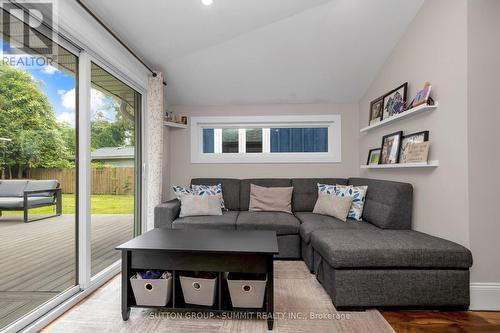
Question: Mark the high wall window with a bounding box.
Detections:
[192,115,341,163]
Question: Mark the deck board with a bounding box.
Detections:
[0,214,133,330]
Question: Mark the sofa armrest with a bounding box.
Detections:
[154,199,180,229]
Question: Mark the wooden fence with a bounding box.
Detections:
[28,168,134,195]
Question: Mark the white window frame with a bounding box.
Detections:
[191,115,341,164]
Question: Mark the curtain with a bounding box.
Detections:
[146,72,164,230]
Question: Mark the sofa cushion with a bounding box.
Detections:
[295,212,377,243]
[291,178,348,212]
[172,211,238,230]
[178,194,222,218]
[310,229,473,269]
[239,179,291,211]
[249,184,293,213]
[322,184,368,221]
[24,180,58,197]
[348,178,413,229]
[191,178,240,211]
[191,184,226,210]
[0,180,28,197]
[236,211,300,235]
[313,193,352,221]
[0,197,54,209]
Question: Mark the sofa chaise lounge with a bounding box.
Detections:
[0,180,62,223]
[155,177,473,309]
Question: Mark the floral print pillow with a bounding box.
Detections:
[172,185,191,200]
[317,183,368,221]
[317,183,344,195]
[191,184,226,210]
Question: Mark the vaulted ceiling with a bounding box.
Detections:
[82,0,424,105]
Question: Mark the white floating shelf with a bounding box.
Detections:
[360,103,438,133]
[360,160,439,169]
[164,121,187,129]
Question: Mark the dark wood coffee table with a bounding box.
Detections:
[116,228,279,330]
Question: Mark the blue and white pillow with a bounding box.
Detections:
[172,185,191,200]
[317,183,343,195]
[317,183,368,221]
[191,184,226,210]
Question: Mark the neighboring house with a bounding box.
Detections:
[91,147,134,167]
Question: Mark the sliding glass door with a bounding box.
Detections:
[1,6,143,330]
[0,8,78,330]
[90,62,141,277]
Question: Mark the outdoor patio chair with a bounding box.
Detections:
[0,180,62,223]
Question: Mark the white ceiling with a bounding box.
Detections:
[83,0,424,106]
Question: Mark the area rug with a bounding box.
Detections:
[43,261,394,333]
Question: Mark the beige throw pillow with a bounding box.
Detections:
[313,193,353,222]
[179,194,222,218]
[249,184,293,214]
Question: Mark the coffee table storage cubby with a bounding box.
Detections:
[117,229,279,330]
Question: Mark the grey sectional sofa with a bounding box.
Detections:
[0,180,62,222]
[154,177,473,309]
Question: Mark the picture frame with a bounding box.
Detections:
[408,82,432,109]
[382,82,408,119]
[400,131,429,163]
[404,142,430,163]
[379,131,403,164]
[367,148,381,165]
[369,97,384,125]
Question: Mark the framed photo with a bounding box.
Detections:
[404,142,430,163]
[380,131,403,164]
[408,82,432,109]
[400,131,429,163]
[367,148,381,165]
[382,82,408,119]
[369,97,384,125]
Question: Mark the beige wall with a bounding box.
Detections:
[162,0,500,290]
[165,103,359,200]
[467,0,500,283]
[358,0,470,247]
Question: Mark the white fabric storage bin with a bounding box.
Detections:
[227,273,267,308]
[130,275,172,306]
[180,275,217,306]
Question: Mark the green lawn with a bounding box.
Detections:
[3,194,134,215]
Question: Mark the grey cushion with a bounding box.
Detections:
[0,197,54,209]
[295,212,377,243]
[25,180,59,197]
[291,178,348,212]
[172,211,239,230]
[0,180,28,197]
[236,211,300,235]
[239,179,291,211]
[310,229,473,269]
[191,178,240,211]
[348,178,413,229]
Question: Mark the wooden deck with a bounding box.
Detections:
[0,214,133,330]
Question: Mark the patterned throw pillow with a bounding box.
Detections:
[191,184,226,210]
[172,185,191,200]
[317,183,368,221]
[317,183,343,195]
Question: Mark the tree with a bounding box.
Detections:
[91,104,134,150]
[0,62,72,178]
[58,121,76,158]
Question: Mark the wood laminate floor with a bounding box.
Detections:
[383,310,500,333]
[43,261,395,333]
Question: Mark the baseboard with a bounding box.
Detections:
[470,283,500,310]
